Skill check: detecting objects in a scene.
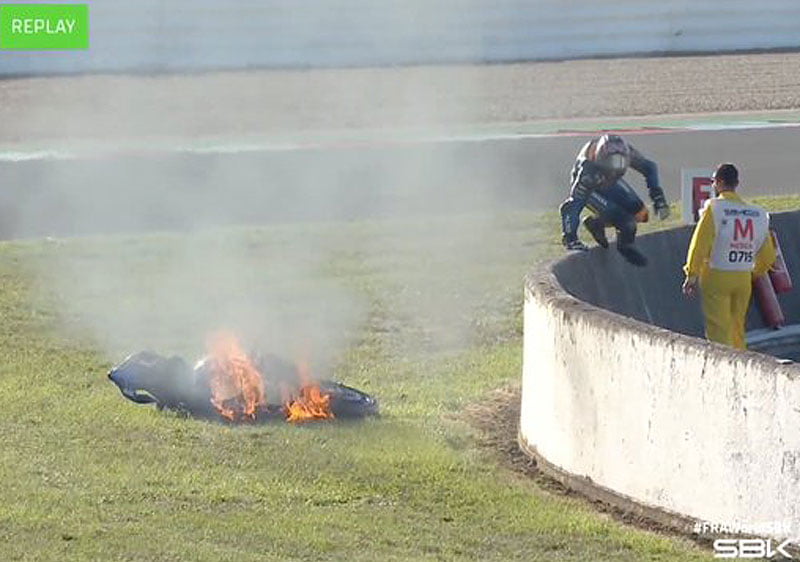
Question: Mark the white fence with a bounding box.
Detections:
[1,0,799,75]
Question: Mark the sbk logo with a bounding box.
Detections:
[714,538,794,559]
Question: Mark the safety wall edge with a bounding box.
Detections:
[519,211,800,537]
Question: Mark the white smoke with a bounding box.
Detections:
[8,0,543,370]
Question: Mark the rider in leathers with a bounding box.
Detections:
[559,134,670,266]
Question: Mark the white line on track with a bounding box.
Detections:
[1,120,799,162]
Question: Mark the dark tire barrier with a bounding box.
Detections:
[519,210,800,538]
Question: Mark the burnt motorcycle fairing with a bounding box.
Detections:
[108,350,379,420]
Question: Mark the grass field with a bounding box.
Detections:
[6,198,794,561]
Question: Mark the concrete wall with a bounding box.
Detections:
[520,210,800,537]
[2,0,800,75]
[555,211,800,334]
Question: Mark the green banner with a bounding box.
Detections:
[0,4,89,50]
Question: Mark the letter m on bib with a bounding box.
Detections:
[734,217,754,241]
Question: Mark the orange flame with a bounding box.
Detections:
[285,360,335,423]
[207,332,266,422]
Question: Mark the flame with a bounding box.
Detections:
[285,360,335,423]
[205,332,334,424]
[207,332,266,422]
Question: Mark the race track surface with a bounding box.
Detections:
[2,51,800,239]
[0,126,798,239]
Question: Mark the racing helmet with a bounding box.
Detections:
[594,134,630,174]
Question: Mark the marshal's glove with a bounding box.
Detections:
[651,189,670,221]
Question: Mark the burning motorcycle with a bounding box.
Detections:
[108,342,379,423]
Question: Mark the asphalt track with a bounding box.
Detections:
[1,126,798,239]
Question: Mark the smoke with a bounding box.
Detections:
[38,227,367,377]
[9,0,549,370]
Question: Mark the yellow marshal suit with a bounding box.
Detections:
[684,191,776,349]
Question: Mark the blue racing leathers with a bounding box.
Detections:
[559,138,665,246]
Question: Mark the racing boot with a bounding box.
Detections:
[562,235,589,252]
[582,215,609,249]
[615,217,646,266]
[616,243,648,267]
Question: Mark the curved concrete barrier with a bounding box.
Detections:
[520,210,800,537]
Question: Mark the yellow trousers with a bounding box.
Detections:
[699,269,752,350]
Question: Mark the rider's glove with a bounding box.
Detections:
[651,190,670,221]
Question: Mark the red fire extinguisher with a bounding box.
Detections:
[754,274,785,329]
[768,229,793,294]
[753,228,792,329]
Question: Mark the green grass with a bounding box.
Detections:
[3,198,790,561]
